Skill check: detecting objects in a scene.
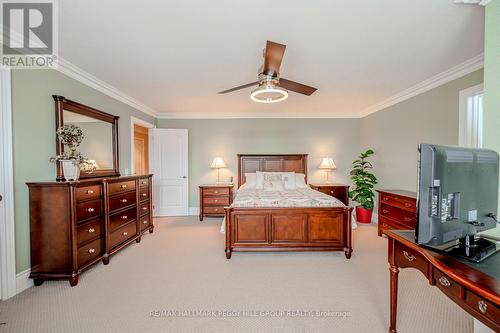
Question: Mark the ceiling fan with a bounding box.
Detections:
[218,40,317,103]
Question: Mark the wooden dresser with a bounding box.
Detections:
[199,184,234,221]
[27,175,153,286]
[309,184,349,206]
[376,189,417,237]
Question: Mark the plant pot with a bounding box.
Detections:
[61,160,80,181]
[355,206,373,224]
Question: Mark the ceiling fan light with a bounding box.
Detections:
[250,85,288,103]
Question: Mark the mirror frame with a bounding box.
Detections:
[53,95,120,180]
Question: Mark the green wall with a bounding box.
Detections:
[12,69,156,273]
[483,1,500,238]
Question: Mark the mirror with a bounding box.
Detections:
[54,95,120,180]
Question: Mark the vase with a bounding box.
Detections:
[61,160,80,181]
[355,206,373,224]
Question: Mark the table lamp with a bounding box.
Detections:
[210,157,226,184]
[318,157,336,183]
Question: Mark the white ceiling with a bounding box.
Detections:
[58,0,484,118]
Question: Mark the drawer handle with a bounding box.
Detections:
[383,223,388,227]
[404,202,411,207]
[143,220,148,224]
[214,191,218,194]
[214,199,218,202]
[382,209,388,214]
[86,190,94,194]
[86,208,95,213]
[121,184,127,189]
[142,181,147,185]
[404,217,412,222]
[438,276,450,288]
[121,215,128,220]
[478,300,488,314]
[383,197,389,201]
[403,250,416,262]
[122,231,128,236]
[142,193,147,197]
[142,207,147,211]
[88,228,95,233]
[88,248,95,254]
[120,199,128,203]
[330,191,334,194]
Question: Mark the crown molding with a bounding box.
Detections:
[56,58,159,118]
[156,111,361,119]
[453,0,491,6]
[357,53,484,118]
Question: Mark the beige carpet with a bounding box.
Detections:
[0,217,472,333]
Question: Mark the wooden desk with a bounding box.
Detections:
[386,230,500,333]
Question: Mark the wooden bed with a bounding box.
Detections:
[224,154,353,259]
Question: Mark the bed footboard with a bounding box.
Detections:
[224,207,353,259]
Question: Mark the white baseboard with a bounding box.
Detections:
[189,207,200,216]
[16,268,33,294]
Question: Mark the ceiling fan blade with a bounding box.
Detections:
[218,82,259,94]
[262,41,286,77]
[279,78,317,96]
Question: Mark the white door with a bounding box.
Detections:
[150,129,189,216]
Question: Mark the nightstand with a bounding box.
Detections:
[199,184,234,221]
[309,184,349,206]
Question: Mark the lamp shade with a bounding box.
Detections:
[318,157,337,169]
[210,157,226,169]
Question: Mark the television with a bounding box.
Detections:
[416,143,500,262]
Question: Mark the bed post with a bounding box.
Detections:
[345,207,353,259]
[224,207,232,259]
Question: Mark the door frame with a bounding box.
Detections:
[130,116,155,175]
[0,67,17,300]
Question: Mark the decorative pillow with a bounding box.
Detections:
[244,173,257,188]
[263,179,285,191]
[295,173,308,188]
[281,172,296,189]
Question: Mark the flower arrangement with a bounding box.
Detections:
[50,124,96,174]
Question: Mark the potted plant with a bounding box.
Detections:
[50,124,94,181]
[348,149,378,223]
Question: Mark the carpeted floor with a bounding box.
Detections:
[0,217,472,333]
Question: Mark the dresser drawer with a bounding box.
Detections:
[139,187,149,202]
[465,291,500,324]
[204,187,229,196]
[77,219,101,246]
[110,222,136,249]
[380,204,416,228]
[77,238,101,267]
[380,193,416,213]
[109,191,136,212]
[108,180,136,195]
[110,207,137,232]
[433,269,462,301]
[139,178,149,187]
[76,200,101,222]
[140,214,151,231]
[204,206,225,215]
[139,201,150,216]
[379,216,409,232]
[76,185,101,202]
[203,196,229,206]
[394,242,428,276]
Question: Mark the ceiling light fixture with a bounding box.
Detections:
[250,83,288,103]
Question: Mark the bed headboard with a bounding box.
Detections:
[237,154,308,188]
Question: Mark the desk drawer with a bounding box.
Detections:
[204,187,229,196]
[380,204,416,228]
[380,193,416,213]
[394,242,428,276]
[77,219,101,246]
[77,238,101,267]
[204,196,229,206]
[139,187,149,202]
[433,269,462,301]
[108,180,136,195]
[109,191,136,212]
[76,200,101,222]
[465,291,500,324]
[110,222,136,249]
[76,185,101,202]
[110,207,137,232]
[204,206,225,215]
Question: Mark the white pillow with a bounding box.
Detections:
[256,171,296,190]
[295,173,308,188]
[263,179,285,191]
[281,172,296,189]
[243,173,257,189]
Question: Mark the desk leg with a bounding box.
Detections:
[389,264,399,333]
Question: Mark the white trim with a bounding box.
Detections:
[0,67,17,300]
[189,207,200,216]
[454,0,492,6]
[358,54,484,118]
[57,58,159,117]
[459,83,484,147]
[156,111,360,119]
[15,269,32,295]
[130,116,155,175]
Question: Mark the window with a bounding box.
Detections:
[459,84,484,148]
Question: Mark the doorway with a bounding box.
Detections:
[134,124,149,175]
